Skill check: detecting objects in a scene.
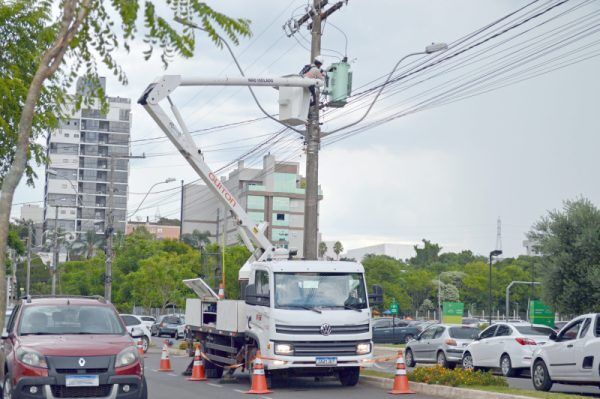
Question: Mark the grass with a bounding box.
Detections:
[360,370,584,399]
[375,343,406,349]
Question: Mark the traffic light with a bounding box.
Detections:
[326,60,352,108]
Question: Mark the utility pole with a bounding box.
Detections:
[52,206,59,295]
[26,222,32,297]
[105,155,115,301]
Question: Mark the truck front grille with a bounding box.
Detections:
[275,324,369,335]
[281,341,361,357]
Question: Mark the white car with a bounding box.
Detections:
[120,314,152,352]
[462,322,555,377]
[531,314,600,391]
[138,315,156,330]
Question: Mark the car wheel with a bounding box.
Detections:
[532,360,553,391]
[402,334,415,344]
[139,376,148,399]
[404,348,416,367]
[3,373,13,399]
[142,336,150,353]
[437,351,448,368]
[339,367,360,386]
[462,352,474,371]
[500,354,517,377]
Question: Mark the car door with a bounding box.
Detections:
[373,319,392,343]
[412,326,437,361]
[487,324,512,367]
[427,326,446,362]
[544,318,584,379]
[570,317,593,378]
[470,325,498,367]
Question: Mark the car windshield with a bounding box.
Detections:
[274,272,367,310]
[515,325,555,336]
[449,326,479,339]
[163,316,181,324]
[18,305,125,335]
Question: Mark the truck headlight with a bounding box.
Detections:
[274,343,294,355]
[115,346,139,368]
[16,348,47,368]
[356,342,371,355]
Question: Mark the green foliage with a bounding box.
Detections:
[362,255,410,312]
[410,239,442,267]
[528,197,600,314]
[60,255,105,296]
[181,229,210,250]
[408,365,508,387]
[318,242,327,258]
[333,241,344,258]
[178,340,188,351]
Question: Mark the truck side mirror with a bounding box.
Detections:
[368,285,383,306]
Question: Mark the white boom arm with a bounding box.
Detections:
[138,75,322,270]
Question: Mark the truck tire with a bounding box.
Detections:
[204,360,224,379]
[339,367,360,386]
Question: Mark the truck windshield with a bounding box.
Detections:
[274,272,367,310]
[18,305,125,335]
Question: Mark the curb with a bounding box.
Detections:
[168,348,188,356]
[360,375,532,399]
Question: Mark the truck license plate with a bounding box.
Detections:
[65,375,99,387]
[315,357,337,366]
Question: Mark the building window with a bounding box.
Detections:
[61,184,67,189]
[276,213,285,221]
[74,133,79,138]
[60,209,66,214]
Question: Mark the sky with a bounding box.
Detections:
[11,0,600,259]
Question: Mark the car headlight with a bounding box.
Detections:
[16,348,47,368]
[115,346,139,368]
[356,342,371,355]
[274,343,294,355]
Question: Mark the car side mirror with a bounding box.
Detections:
[368,285,383,306]
[130,327,144,338]
[549,331,558,341]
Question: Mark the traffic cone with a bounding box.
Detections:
[245,351,272,394]
[187,344,207,381]
[158,340,173,372]
[389,351,414,395]
[136,337,145,357]
[218,283,225,299]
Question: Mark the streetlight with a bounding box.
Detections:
[323,42,449,136]
[128,178,177,218]
[489,249,503,324]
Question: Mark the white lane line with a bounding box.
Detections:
[207,383,223,388]
[262,396,273,399]
[234,389,246,394]
[168,373,178,377]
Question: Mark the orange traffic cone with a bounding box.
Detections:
[245,351,272,394]
[136,337,145,358]
[218,283,225,299]
[158,340,173,372]
[188,344,207,381]
[389,351,414,395]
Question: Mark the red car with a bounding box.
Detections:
[0,296,147,399]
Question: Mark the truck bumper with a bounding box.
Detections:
[262,354,372,371]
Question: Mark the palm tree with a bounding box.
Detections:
[318,242,328,259]
[333,241,344,260]
[181,229,211,250]
[71,230,103,259]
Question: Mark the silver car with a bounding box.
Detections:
[405,324,480,368]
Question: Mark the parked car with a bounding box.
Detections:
[138,316,155,330]
[405,324,479,368]
[0,296,147,398]
[461,317,481,328]
[372,317,420,344]
[462,322,555,377]
[151,314,185,338]
[120,314,152,352]
[409,320,437,332]
[531,314,600,391]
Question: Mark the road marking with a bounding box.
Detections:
[207,383,223,388]
[262,396,273,399]
[234,389,246,394]
[168,373,178,377]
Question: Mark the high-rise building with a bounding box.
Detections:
[43,77,131,239]
[181,154,322,257]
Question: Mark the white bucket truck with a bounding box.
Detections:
[138,73,383,386]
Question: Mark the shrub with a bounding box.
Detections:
[178,341,188,351]
[408,366,507,387]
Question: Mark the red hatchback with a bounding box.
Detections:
[0,296,147,399]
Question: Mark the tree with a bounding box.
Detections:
[528,198,600,314]
[409,239,442,267]
[333,241,344,260]
[181,229,211,250]
[318,242,328,259]
[0,0,251,332]
[70,230,103,259]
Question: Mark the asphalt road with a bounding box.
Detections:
[142,346,439,399]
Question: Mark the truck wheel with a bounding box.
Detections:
[339,367,360,386]
[204,360,224,379]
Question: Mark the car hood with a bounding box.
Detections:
[18,334,132,356]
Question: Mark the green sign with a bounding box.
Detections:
[530,300,554,327]
[442,302,464,324]
[389,298,399,315]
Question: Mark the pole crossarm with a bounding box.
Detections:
[506,280,541,320]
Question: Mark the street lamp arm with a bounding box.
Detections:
[505,281,541,321]
[128,179,175,218]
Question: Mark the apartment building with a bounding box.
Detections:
[43,77,131,239]
[181,154,322,257]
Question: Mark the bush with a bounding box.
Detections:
[178,341,188,351]
[408,366,507,387]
